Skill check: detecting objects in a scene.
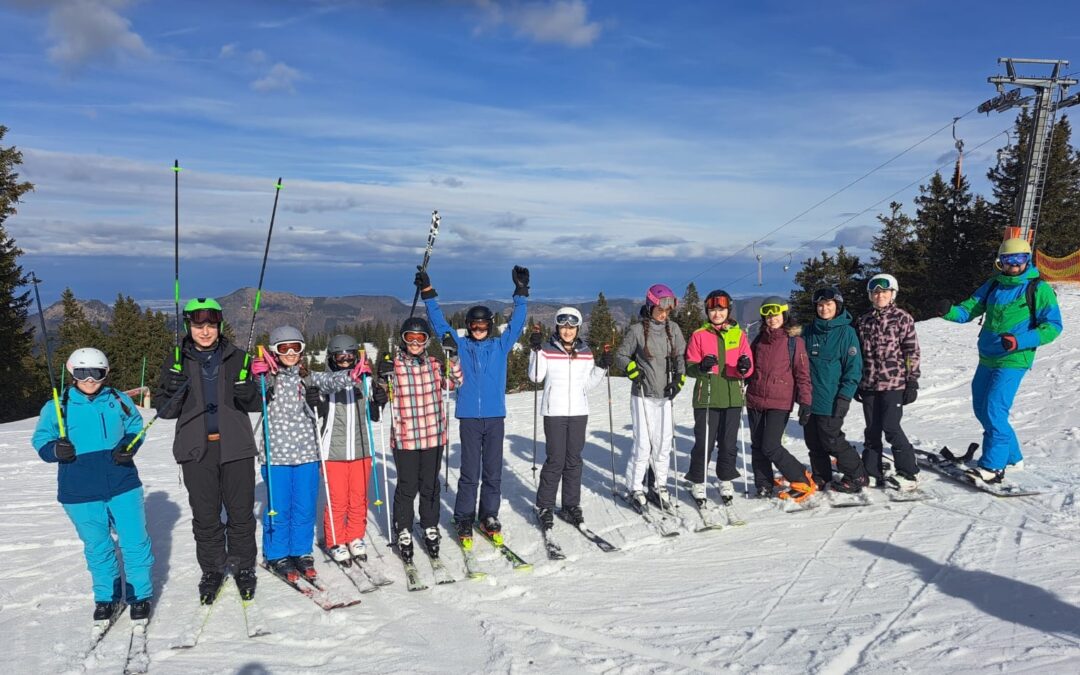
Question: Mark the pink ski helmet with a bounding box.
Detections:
[645,284,677,310]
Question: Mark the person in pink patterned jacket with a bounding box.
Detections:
[855,274,921,492]
[377,317,462,564]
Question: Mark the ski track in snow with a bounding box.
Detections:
[3,285,1080,673]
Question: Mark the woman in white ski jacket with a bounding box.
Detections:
[528,307,609,529]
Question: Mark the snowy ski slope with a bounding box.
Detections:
[1,286,1078,674]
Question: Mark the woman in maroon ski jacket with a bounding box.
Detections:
[745,297,816,502]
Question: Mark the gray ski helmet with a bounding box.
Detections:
[269,325,305,354]
[328,334,359,355]
[759,295,790,322]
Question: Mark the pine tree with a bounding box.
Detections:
[104,296,172,392]
[674,282,703,338]
[869,202,924,318]
[586,292,620,356]
[0,125,44,422]
[57,287,105,364]
[789,247,867,324]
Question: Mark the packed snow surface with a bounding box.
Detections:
[2,286,1079,674]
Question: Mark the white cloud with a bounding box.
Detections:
[251,62,301,93]
[44,0,151,69]
[477,0,601,48]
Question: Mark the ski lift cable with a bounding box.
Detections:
[684,102,985,285]
[718,125,1016,291]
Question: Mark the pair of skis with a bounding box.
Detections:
[395,525,457,592]
[914,444,1041,497]
[537,509,620,560]
[172,575,270,650]
[259,560,362,611]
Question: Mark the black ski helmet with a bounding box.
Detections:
[811,286,844,312]
[704,289,733,311]
[466,305,494,324]
[400,317,433,346]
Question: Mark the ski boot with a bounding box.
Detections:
[537,507,555,531]
[328,544,352,566]
[628,490,648,513]
[560,505,584,527]
[293,555,318,583]
[755,486,774,499]
[883,471,919,492]
[93,600,121,622]
[422,526,441,558]
[347,538,367,562]
[718,480,735,505]
[689,482,707,506]
[129,599,152,622]
[965,466,1005,484]
[830,474,868,494]
[779,471,818,503]
[235,567,257,600]
[198,571,225,605]
[655,486,674,512]
[479,515,503,545]
[267,557,299,584]
[454,518,474,549]
[396,529,414,563]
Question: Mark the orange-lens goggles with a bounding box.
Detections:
[403,331,429,346]
[272,341,304,355]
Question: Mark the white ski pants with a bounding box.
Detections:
[625,395,674,493]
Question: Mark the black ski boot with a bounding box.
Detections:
[93,600,120,621]
[198,571,225,605]
[830,474,868,494]
[480,515,503,545]
[267,557,299,584]
[397,529,414,564]
[454,518,473,542]
[560,505,584,527]
[422,526,440,558]
[129,599,152,622]
[235,567,257,601]
[293,555,318,583]
[537,507,555,531]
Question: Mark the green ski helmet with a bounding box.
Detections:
[183,297,223,330]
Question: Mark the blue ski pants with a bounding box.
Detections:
[63,486,154,603]
[971,364,1027,470]
[261,462,320,560]
[454,417,505,524]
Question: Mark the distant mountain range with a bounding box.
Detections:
[32,288,776,338]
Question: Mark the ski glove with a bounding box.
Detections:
[163,369,188,396]
[512,265,530,297]
[378,355,394,379]
[349,360,372,383]
[853,389,864,403]
[625,360,640,380]
[304,385,323,410]
[54,438,76,462]
[902,380,918,405]
[415,270,437,299]
[113,447,135,464]
[233,379,256,404]
[833,396,850,419]
[797,405,811,427]
[595,350,613,370]
[441,333,457,353]
[371,383,389,407]
[1000,333,1018,352]
[698,354,718,374]
[736,355,751,376]
[663,375,686,400]
[529,329,543,351]
[251,355,277,377]
[934,299,953,317]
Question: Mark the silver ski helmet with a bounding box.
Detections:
[327,334,359,371]
[269,325,305,355]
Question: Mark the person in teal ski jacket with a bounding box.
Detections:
[939,238,1063,482]
[31,348,154,625]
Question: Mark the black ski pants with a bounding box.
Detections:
[181,440,257,574]
[686,407,741,483]
[536,415,587,510]
[747,408,809,490]
[805,413,866,486]
[392,446,443,534]
[860,389,918,478]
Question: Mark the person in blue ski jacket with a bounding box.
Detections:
[31,348,154,625]
[415,265,529,542]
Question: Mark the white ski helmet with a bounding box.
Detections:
[66,347,109,374]
[554,307,583,328]
[867,273,899,296]
[269,325,306,355]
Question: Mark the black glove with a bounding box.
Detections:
[163,368,188,396]
[833,397,850,418]
[233,379,256,403]
[441,333,456,353]
[854,389,864,403]
[902,381,918,405]
[113,447,135,464]
[305,385,323,409]
[371,383,389,407]
[663,378,684,400]
[736,355,751,376]
[798,405,811,426]
[512,265,530,297]
[529,329,543,351]
[596,350,613,370]
[934,299,953,317]
[378,355,394,379]
[698,354,718,373]
[54,438,76,462]
[415,270,437,299]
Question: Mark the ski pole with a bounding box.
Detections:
[703,376,712,504]
[172,160,182,371]
[359,353,383,510]
[604,342,617,502]
[667,355,680,511]
[139,355,147,404]
[531,324,541,484]
[441,332,456,490]
[257,347,277,518]
[311,408,338,548]
[378,382,391,540]
[121,381,189,452]
[409,211,440,318]
[739,392,750,498]
[238,178,283,382]
[30,273,65,438]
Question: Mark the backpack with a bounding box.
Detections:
[982,277,1042,330]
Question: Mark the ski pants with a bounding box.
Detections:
[454,417,505,524]
[747,408,808,490]
[972,364,1027,471]
[860,389,918,478]
[805,413,866,486]
[536,415,587,510]
[625,395,674,493]
[322,458,371,548]
[686,407,741,483]
[63,486,154,603]
[261,461,319,561]
[393,446,442,534]
[181,440,256,574]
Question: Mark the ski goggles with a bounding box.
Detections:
[71,367,108,383]
[812,288,841,303]
[468,319,492,332]
[331,350,356,364]
[555,313,581,327]
[867,277,894,291]
[705,295,731,310]
[185,308,223,325]
[759,302,788,317]
[402,331,429,346]
[271,341,305,356]
[999,253,1030,267]
[652,296,676,310]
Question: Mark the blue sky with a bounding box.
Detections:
[2,0,1079,306]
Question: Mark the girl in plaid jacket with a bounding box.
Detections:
[378,317,462,562]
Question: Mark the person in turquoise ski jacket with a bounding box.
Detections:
[31,348,154,626]
[415,265,529,542]
[800,287,868,493]
[939,238,1063,482]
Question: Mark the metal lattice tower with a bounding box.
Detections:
[980,58,1077,245]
